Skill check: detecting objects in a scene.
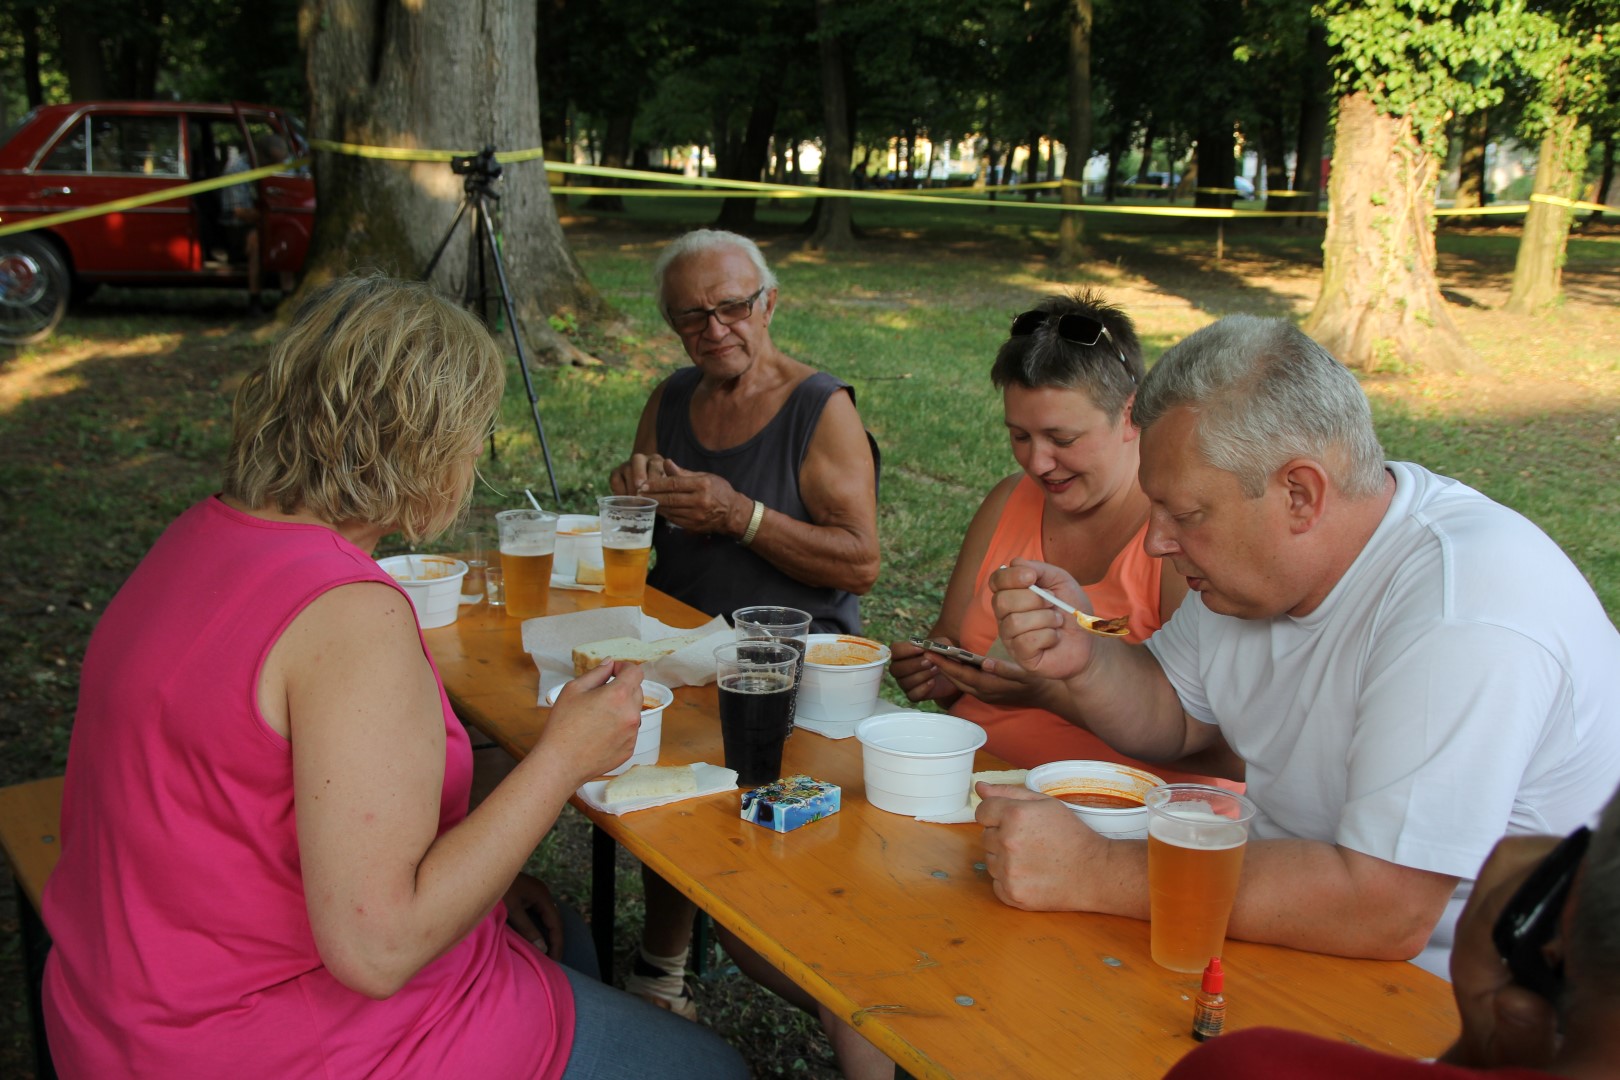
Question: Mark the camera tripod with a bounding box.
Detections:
[422,144,562,506]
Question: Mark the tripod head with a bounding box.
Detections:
[450,144,503,199]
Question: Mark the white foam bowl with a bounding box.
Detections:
[1024,760,1166,839]
[855,711,987,816]
[545,678,672,776]
[798,634,891,724]
[378,555,468,630]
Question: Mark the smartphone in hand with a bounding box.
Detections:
[1491,825,1590,1001]
[910,638,988,669]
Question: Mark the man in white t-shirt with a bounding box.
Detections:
[968,315,1620,976]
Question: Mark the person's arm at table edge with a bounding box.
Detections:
[1009,822,1458,959]
[729,388,879,593]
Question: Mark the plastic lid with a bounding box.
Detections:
[1201,956,1224,993]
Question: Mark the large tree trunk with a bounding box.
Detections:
[17,4,44,108]
[302,0,606,365]
[1453,111,1489,210]
[1058,0,1093,261]
[1506,112,1590,315]
[806,0,854,250]
[1303,93,1478,374]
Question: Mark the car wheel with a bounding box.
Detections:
[0,234,71,346]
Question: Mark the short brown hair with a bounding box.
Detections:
[222,275,505,541]
[990,289,1143,420]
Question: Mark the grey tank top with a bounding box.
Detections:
[648,367,867,635]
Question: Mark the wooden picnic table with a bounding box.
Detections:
[423,583,1460,1080]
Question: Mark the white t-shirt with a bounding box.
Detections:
[1146,461,1620,976]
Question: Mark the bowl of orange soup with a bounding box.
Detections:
[797,634,891,725]
[545,678,672,776]
[1024,760,1165,839]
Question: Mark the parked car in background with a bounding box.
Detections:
[0,100,314,345]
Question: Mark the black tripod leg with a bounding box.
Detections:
[422,198,473,281]
[476,194,563,507]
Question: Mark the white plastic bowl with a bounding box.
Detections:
[1024,760,1165,839]
[378,555,468,630]
[545,678,672,776]
[798,634,891,724]
[855,711,987,816]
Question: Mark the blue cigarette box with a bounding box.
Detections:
[740,775,841,833]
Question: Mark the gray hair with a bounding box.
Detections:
[990,289,1143,420]
[652,229,778,307]
[1134,316,1386,498]
[1568,783,1620,999]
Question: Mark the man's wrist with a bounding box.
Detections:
[740,499,766,547]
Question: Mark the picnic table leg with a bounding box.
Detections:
[590,823,616,982]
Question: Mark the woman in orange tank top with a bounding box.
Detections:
[888,290,1241,786]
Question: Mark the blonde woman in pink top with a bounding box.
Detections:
[890,290,1241,784]
[41,276,746,1079]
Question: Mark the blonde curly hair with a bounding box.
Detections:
[223,274,506,542]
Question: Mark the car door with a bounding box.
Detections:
[240,107,315,275]
[34,109,194,277]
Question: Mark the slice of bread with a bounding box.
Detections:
[603,764,697,803]
[576,559,605,585]
[969,769,1029,809]
[572,630,713,676]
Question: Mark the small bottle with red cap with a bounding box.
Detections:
[1191,956,1226,1041]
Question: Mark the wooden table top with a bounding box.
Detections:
[424,586,1460,1080]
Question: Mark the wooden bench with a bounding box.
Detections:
[0,776,63,1080]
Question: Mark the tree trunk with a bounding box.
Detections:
[18,3,44,108]
[537,0,570,211]
[806,0,854,250]
[1506,112,1590,315]
[582,109,634,212]
[1134,119,1156,184]
[716,90,779,231]
[1059,0,1093,261]
[1023,133,1040,202]
[58,21,107,100]
[1193,126,1235,210]
[1303,93,1477,374]
[1454,111,1488,210]
[925,132,938,186]
[302,0,606,365]
[1286,20,1330,216]
[1587,133,1613,222]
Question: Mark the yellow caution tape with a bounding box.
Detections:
[0,158,309,238]
[1529,192,1611,212]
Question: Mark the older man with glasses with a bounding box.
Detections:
[607,228,880,1020]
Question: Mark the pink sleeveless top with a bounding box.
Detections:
[42,497,573,1078]
[952,475,1220,782]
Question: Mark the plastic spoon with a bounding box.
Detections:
[1028,584,1131,638]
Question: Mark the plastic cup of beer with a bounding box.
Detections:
[1145,784,1258,973]
[494,508,558,619]
[714,640,798,787]
[733,606,812,734]
[597,495,657,604]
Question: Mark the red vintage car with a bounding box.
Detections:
[0,100,315,344]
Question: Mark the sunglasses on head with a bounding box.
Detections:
[1009,310,1137,384]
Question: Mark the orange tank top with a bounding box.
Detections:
[951,475,1225,785]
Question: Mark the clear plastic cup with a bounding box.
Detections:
[598,495,657,604]
[1146,784,1258,973]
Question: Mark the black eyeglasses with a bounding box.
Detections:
[668,287,767,334]
[1009,310,1137,384]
